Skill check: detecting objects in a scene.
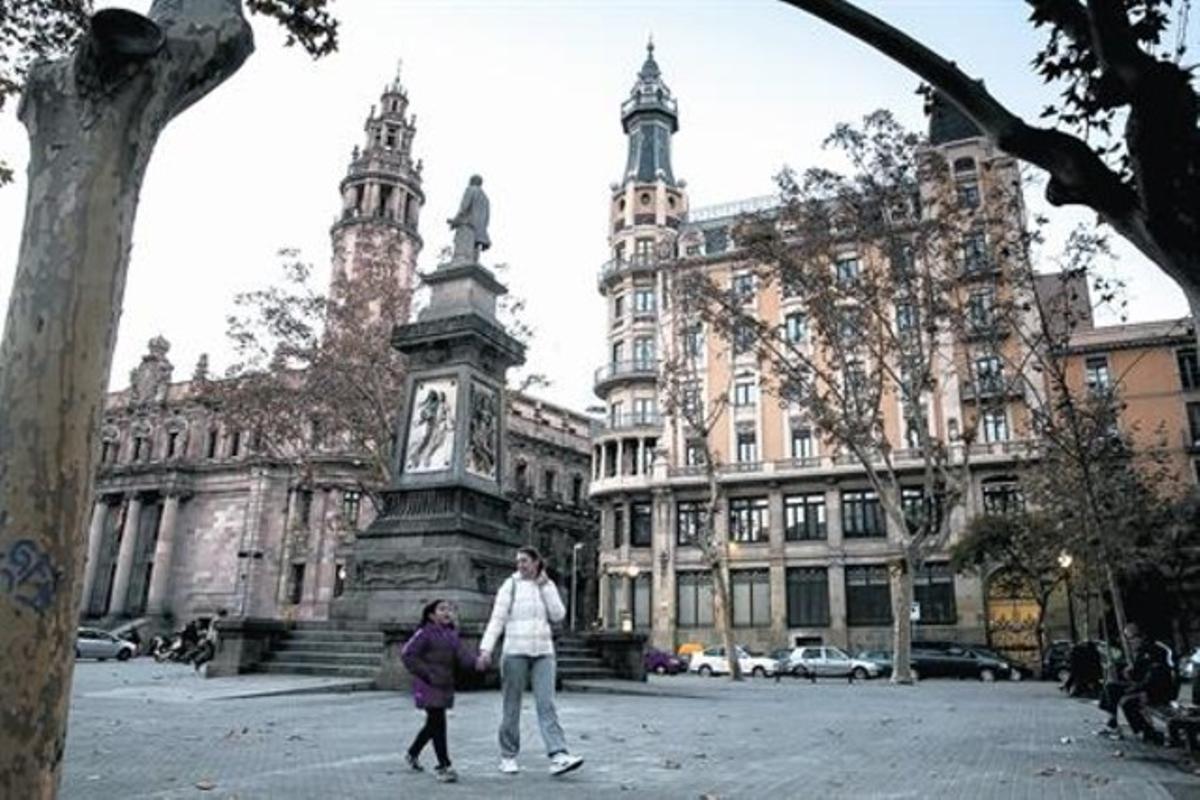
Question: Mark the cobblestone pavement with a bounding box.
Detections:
[63,660,1200,799]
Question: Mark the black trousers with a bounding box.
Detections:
[408,708,450,768]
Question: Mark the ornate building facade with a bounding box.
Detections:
[81,70,598,629]
[592,45,1057,656]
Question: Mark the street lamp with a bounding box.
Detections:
[570,542,584,631]
[1058,551,1079,643]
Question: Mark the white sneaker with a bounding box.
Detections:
[499,757,520,774]
[549,752,584,776]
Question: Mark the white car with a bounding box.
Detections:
[75,628,136,661]
[688,645,778,677]
[789,645,882,680]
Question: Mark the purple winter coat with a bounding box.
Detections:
[400,624,476,709]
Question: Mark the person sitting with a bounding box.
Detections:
[1102,624,1174,745]
[1063,641,1103,698]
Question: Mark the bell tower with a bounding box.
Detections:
[330,62,424,321]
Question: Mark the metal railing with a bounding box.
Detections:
[596,412,664,432]
[687,194,780,224]
[593,359,660,385]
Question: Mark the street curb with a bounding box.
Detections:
[561,680,709,699]
[212,679,376,701]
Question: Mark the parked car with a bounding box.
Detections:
[75,628,136,661]
[909,643,1010,681]
[966,645,1033,681]
[644,647,686,675]
[677,641,705,669]
[688,645,778,677]
[789,646,882,680]
[768,647,811,678]
[1041,639,1124,682]
[856,649,894,678]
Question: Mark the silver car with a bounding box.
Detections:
[790,645,882,679]
[75,628,136,661]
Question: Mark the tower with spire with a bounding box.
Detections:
[330,63,424,322]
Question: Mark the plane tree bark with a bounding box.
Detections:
[0,2,255,795]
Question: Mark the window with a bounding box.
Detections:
[633,573,652,629]
[681,383,702,417]
[974,354,1003,393]
[633,337,656,368]
[846,565,892,626]
[890,243,915,278]
[342,490,362,526]
[728,497,768,542]
[1085,356,1111,394]
[896,302,919,333]
[733,379,757,407]
[963,232,989,273]
[101,438,118,464]
[967,288,995,329]
[684,441,705,467]
[288,563,306,605]
[735,430,758,464]
[981,408,1009,443]
[953,156,977,174]
[684,324,704,358]
[206,429,219,459]
[1188,402,1200,445]
[901,487,943,534]
[228,431,241,458]
[166,431,180,459]
[790,426,814,460]
[784,494,826,541]
[634,288,656,315]
[842,490,885,538]
[731,570,771,627]
[606,573,623,628]
[787,567,830,626]
[611,340,624,365]
[514,460,529,492]
[634,237,654,260]
[572,475,584,506]
[677,571,714,627]
[612,294,625,325]
[704,227,729,254]
[982,478,1024,515]
[957,182,981,209]
[677,501,703,545]
[732,272,755,303]
[905,412,926,449]
[631,502,652,547]
[133,435,150,462]
[1179,348,1200,391]
[784,312,807,343]
[835,256,860,287]
[843,363,868,403]
[913,563,957,624]
[733,322,755,355]
[632,398,656,424]
[611,505,625,548]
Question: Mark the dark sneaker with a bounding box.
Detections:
[435,766,458,783]
[405,752,423,772]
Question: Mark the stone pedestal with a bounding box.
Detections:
[332,260,526,627]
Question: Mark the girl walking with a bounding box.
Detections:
[400,599,479,783]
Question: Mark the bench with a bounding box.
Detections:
[1147,703,1200,752]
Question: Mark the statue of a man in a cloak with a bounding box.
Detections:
[447,174,490,265]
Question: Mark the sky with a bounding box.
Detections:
[0,0,1192,414]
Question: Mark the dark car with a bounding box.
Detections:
[856,649,894,678]
[644,647,686,675]
[910,644,1010,681]
[966,645,1034,681]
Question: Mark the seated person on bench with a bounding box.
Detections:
[1100,624,1175,745]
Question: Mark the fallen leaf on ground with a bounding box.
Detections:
[1035,766,1061,777]
[195,779,217,790]
[663,759,682,769]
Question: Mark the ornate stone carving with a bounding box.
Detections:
[354,554,448,589]
[465,381,498,481]
[404,377,457,473]
[129,336,173,406]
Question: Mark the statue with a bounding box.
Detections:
[447,174,490,266]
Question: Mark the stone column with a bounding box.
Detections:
[651,490,675,650]
[616,440,625,476]
[828,563,848,648]
[300,489,330,611]
[768,489,787,641]
[108,494,142,616]
[825,486,843,547]
[145,494,181,615]
[79,500,108,616]
[636,439,644,476]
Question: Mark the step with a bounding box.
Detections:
[556,657,607,670]
[257,662,379,679]
[291,620,383,632]
[262,651,381,667]
[558,669,618,681]
[285,631,383,644]
[275,641,382,656]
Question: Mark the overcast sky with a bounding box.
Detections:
[0,0,1191,414]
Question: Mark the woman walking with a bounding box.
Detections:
[400,599,479,783]
[477,546,584,776]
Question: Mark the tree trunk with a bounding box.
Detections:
[889,556,915,684]
[711,551,743,681]
[0,4,252,796]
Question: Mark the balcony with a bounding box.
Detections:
[959,378,1024,402]
[597,253,666,289]
[593,359,659,393]
[596,412,663,434]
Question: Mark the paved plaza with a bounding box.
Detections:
[63,660,1200,799]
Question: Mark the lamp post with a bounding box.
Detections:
[570,542,584,631]
[1058,551,1079,643]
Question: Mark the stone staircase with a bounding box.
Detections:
[257,621,383,679]
[555,633,621,682]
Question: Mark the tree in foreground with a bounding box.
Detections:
[0,3,335,794]
[780,0,1200,318]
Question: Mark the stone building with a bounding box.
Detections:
[80,69,598,630]
[591,44,1057,657]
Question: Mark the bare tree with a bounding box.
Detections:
[0,5,336,792]
[660,278,744,681]
[779,1,1200,318]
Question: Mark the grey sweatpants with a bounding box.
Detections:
[499,654,568,758]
